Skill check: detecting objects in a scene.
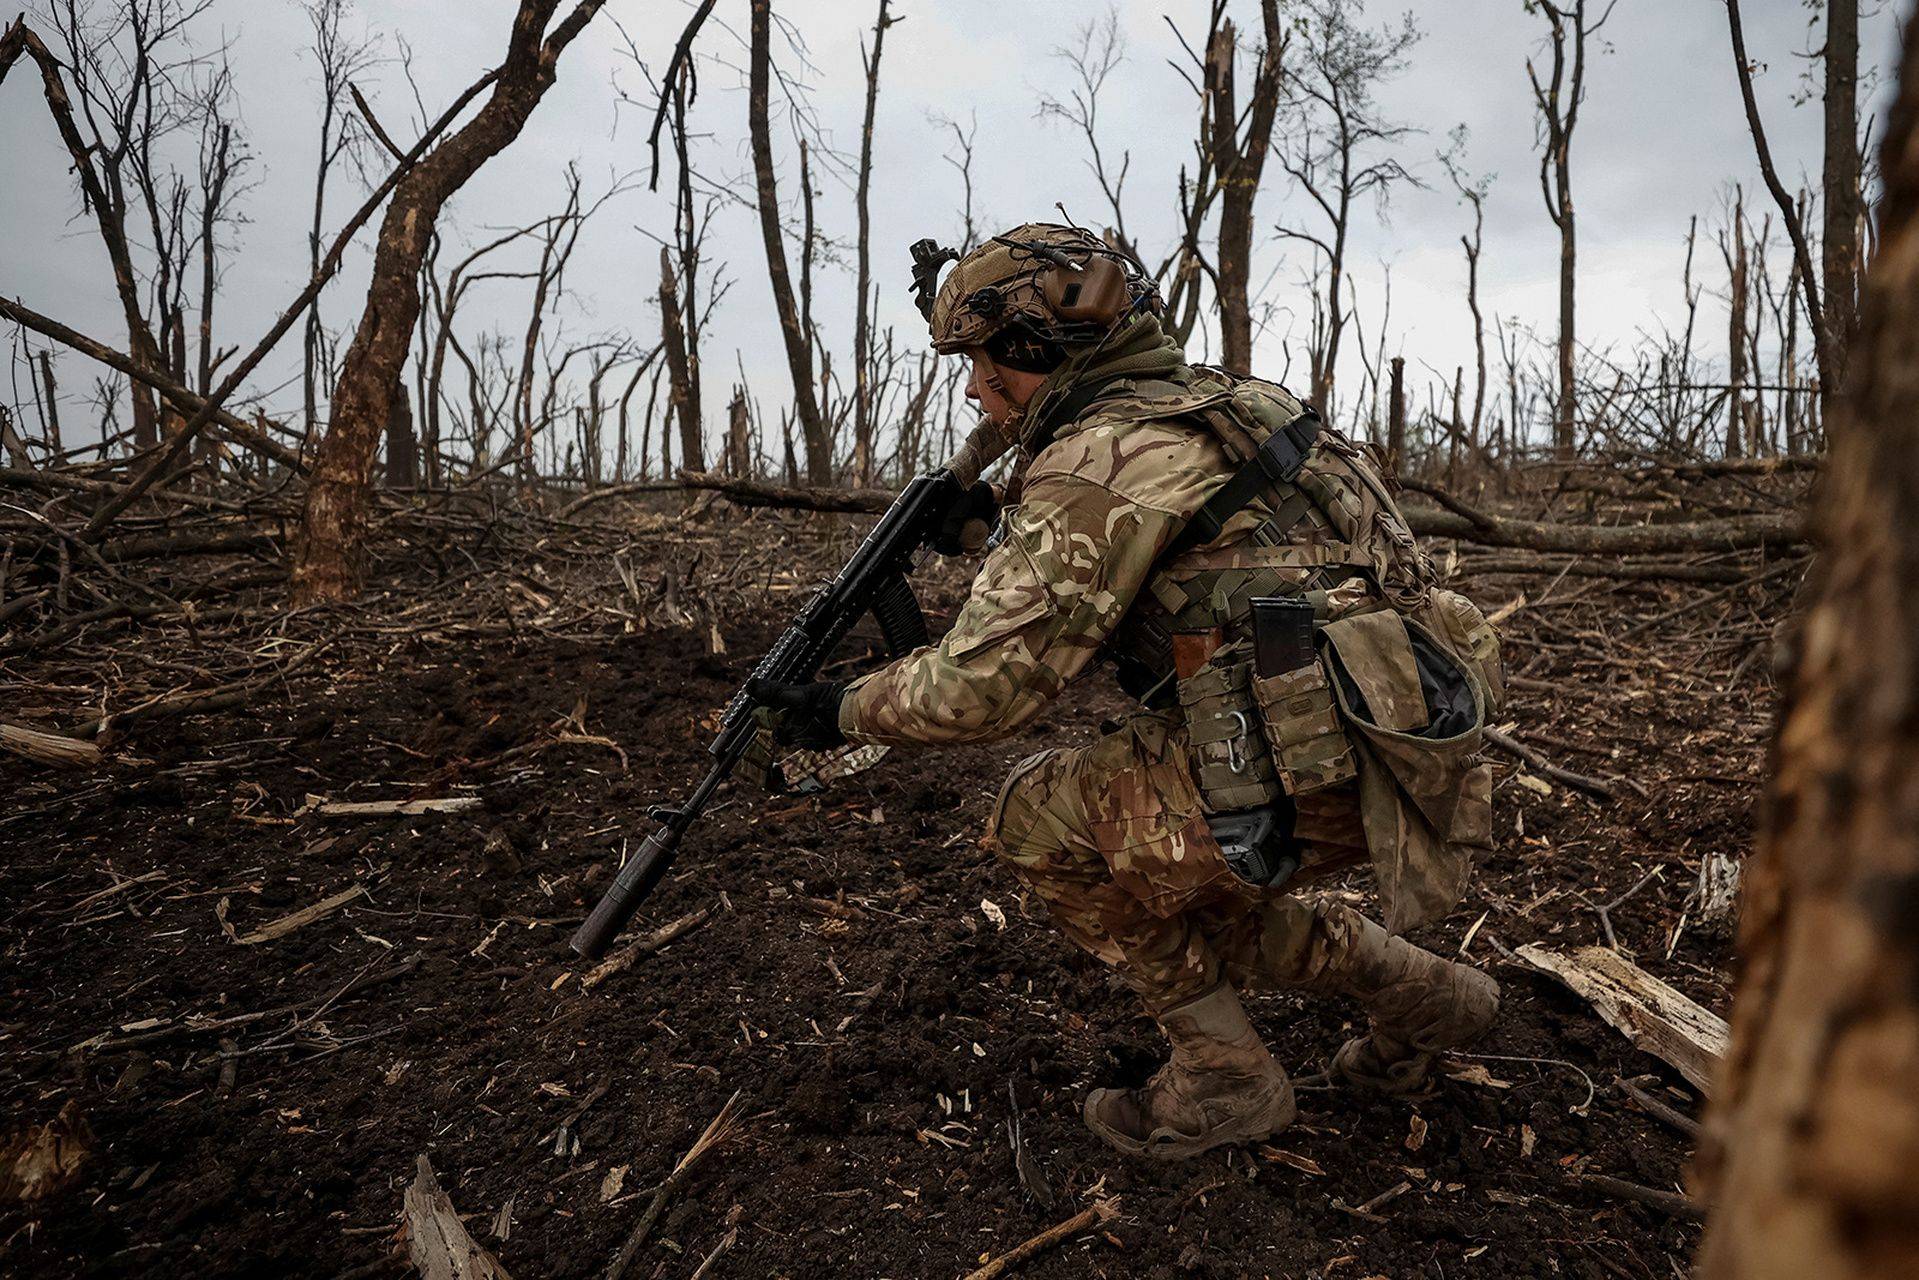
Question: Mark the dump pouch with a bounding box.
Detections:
[1319,611,1491,848]
[1176,642,1284,813]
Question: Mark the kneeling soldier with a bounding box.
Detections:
[757,224,1506,1159]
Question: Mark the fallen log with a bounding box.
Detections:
[1516,944,1730,1093]
[604,1090,746,1280]
[1401,480,1803,554]
[0,722,103,769]
[1565,1172,1705,1222]
[580,903,715,991]
[555,479,686,518]
[0,464,254,516]
[303,796,483,819]
[1484,726,1617,798]
[1448,555,1784,585]
[671,473,1808,555]
[679,471,894,513]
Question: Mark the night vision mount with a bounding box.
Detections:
[909,238,960,321]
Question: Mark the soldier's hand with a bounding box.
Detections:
[746,677,848,750]
[934,479,999,556]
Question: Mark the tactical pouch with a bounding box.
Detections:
[1251,660,1359,796]
[1176,642,1284,813]
[1320,610,1492,849]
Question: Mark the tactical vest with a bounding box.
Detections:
[1083,368,1439,690]
[1067,367,1506,899]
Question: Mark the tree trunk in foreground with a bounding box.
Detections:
[292,0,605,604]
[1696,18,1919,1277]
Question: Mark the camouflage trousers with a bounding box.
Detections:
[987,712,1374,1012]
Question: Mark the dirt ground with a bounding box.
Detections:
[0,510,1778,1279]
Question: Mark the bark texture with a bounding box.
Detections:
[1696,18,1919,1276]
[292,0,605,603]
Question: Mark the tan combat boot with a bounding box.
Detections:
[1082,983,1297,1160]
[1316,907,1499,1095]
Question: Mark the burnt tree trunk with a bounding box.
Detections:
[659,246,703,472]
[1822,0,1861,400]
[384,380,417,488]
[1208,1,1284,376]
[37,351,60,458]
[748,0,830,484]
[292,0,606,604]
[1727,188,1750,459]
[1696,19,1919,1277]
[1386,354,1405,469]
[850,0,893,485]
[727,387,751,477]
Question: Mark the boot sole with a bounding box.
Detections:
[1083,1079,1298,1161]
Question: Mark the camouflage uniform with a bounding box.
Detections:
[839,310,1495,1013]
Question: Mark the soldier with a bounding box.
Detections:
[754,224,1503,1160]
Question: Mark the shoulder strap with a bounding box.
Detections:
[1167,404,1323,558]
[1024,373,1135,453]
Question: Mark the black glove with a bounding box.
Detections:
[747,676,848,750]
[933,480,999,556]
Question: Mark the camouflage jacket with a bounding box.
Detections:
[840,326,1274,747]
[837,319,1502,933]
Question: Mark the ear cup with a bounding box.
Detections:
[1042,255,1131,325]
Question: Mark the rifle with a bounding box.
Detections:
[570,458,999,960]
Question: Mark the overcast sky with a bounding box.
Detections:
[2,0,1911,460]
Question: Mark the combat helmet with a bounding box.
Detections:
[910,223,1156,369]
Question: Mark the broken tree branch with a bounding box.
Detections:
[961,1198,1120,1280]
[604,1088,746,1280]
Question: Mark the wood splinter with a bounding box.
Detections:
[960,1197,1119,1280]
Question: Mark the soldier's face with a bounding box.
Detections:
[965,351,1043,426]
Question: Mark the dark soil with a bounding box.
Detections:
[0,534,1763,1279]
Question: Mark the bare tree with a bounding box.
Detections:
[1200,0,1285,374]
[293,0,609,603]
[1721,185,1752,458]
[1441,126,1492,449]
[1037,11,1138,252]
[192,53,249,402]
[1724,0,1833,422]
[1526,0,1617,457]
[747,0,829,482]
[1273,0,1421,417]
[513,165,592,477]
[1822,0,1862,397]
[849,0,896,484]
[659,244,703,471]
[1697,18,1919,1272]
[3,3,215,451]
[419,222,546,485]
[299,0,377,446]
